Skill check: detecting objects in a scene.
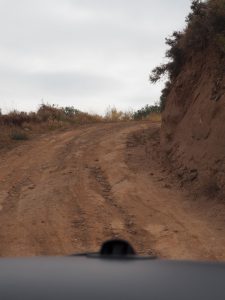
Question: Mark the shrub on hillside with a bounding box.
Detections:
[11,129,29,141]
[150,0,225,110]
[63,106,80,117]
[104,107,134,122]
[37,104,66,122]
[133,104,161,120]
[37,104,103,124]
[0,111,35,127]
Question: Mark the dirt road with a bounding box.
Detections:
[0,122,225,260]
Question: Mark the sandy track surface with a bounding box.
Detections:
[0,122,225,260]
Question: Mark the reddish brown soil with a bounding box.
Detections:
[0,122,225,260]
[161,46,225,199]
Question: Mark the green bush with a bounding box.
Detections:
[150,0,225,111]
[133,104,161,120]
[63,106,80,117]
[11,130,29,141]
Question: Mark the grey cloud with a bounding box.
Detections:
[29,71,122,96]
[0,0,191,113]
[0,67,122,95]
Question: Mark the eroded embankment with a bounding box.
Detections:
[161,44,225,200]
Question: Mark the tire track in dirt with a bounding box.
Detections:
[89,165,148,251]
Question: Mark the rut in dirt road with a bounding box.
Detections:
[0,122,225,260]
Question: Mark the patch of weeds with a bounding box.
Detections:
[11,130,29,141]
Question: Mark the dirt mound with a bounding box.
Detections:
[161,43,225,198]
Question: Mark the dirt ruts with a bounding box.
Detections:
[0,122,225,260]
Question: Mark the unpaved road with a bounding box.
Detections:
[0,122,225,260]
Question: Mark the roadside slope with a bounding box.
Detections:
[159,0,225,199]
[161,45,225,199]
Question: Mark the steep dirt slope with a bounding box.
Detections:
[161,45,225,198]
[0,122,225,260]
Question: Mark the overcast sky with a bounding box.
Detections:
[0,0,191,114]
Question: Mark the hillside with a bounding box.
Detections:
[152,0,225,199]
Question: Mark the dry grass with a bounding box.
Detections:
[0,105,102,149]
[145,113,162,123]
[104,107,134,122]
[0,104,161,150]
